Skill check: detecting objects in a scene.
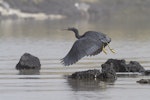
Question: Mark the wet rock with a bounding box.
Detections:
[69,69,101,80]
[98,63,117,82]
[18,69,40,75]
[144,70,150,75]
[104,59,128,72]
[127,61,145,72]
[16,53,41,70]
[103,59,145,73]
[137,79,150,84]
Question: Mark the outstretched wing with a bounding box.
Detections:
[61,37,103,66]
[90,48,102,56]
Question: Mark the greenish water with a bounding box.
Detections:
[0,20,150,100]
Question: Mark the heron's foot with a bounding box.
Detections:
[102,46,107,54]
[109,48,116,53]
[107,44,115,53]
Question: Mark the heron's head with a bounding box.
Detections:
[63,27,79,34]
[63,27,80,39]
[64,27,77,31]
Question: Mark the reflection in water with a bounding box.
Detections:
[19,76,40,79]
[67,78,114,91]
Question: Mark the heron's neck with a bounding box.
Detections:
[72,30,81,39]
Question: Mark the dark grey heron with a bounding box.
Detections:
[61,27,115,66]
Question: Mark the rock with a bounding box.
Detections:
[127,61,145,72]
[137,79,150,84]
[104,59,128,72]
[16,53,41,70]
[69,69,101,80]
[144,70,150,75]
[69,64,117,82]
[103,59,145,73]
[18,69,40,75]
[69,58,145,82]
[97,63,117,82]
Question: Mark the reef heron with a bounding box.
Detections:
[61,27,115,66]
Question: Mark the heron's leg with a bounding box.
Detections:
[107,43,115,53]
[102,44,107,54]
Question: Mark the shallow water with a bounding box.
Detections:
[0,20,150,100]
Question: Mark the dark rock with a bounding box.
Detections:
[104,59,128,72]
[69,58,145,82]
[137,79,150,84]
[16,53,41,70]
[127,61,145,72]
[103,59,145,73]
[18,69,40,75]
[69,69,101,80]
[98,63,117,82]
[69,64,117,82]
[144,70,150,75]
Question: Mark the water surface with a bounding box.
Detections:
[0,20,150,100]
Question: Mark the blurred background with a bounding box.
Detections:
[1,0,150,26]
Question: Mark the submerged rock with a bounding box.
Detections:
[137,79,150,84]
[16,53,41,70]
[103,59,145,73]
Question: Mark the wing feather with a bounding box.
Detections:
[61,37,103,66]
